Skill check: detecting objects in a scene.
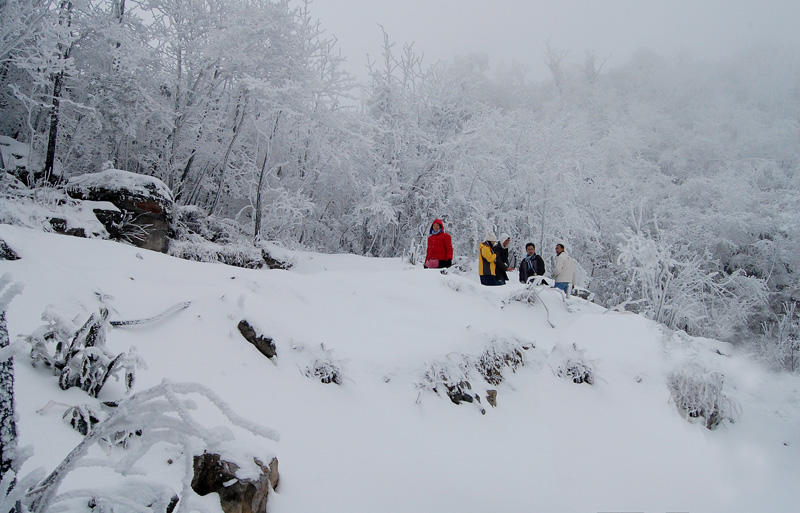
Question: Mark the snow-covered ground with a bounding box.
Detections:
[2,224,799,512]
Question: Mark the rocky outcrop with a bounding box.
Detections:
[191,453,279,513]
[0,238,19,260]
[237,320,277,359]
[67,169,174,253]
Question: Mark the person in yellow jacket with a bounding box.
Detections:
[478,231,502,286]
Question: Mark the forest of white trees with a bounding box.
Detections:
[1,0,798,367]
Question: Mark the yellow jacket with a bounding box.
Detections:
[478,242,497,276]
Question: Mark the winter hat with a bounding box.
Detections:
[486,231,498,242]
[499,233,510,244]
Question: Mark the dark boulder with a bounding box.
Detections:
[67,169,174,253]
[0,238,19,260]
[191,453,279,513]
[237,320,277,359]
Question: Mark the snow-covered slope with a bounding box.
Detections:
[2,225,799,513]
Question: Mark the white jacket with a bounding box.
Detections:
[553,251,577,285]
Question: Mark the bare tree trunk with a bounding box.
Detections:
[43,1,73,184]
[253,112,282,241]
[210,90,249,215]
[544,40,568,95]
[0,311,16,478]
[43,73,63,182]
[1,275,21,513]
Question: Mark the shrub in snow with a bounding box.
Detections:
[174,205,238,245]
[418,356,475,405]
[296,343,342,385]
[616,226,767,341]
[505,287,539,306]
[0,178,111,239]
[169,238,267,269]
[404,239,425,266]
[15,381,279,513]
[420,357,476,406]
[25,306,145,398]
[667,365,740,430]
[449,256,472,274]
[0,135,62,186]
[475,341,528,386]
[418,339,531,409]
[552,343,595,385]
[171,206,290,270]
[754,302,799,373]
[305,359,343,385]
[62,404,101,437]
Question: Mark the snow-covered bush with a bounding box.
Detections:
[475,341,527,385]
[0,177,110,239]
[753,302,799,373]
[551,343,595,385]
[169,238,267,269]
[25,306,144,398]
[616,226,767,340]
[667,365,740,430]
[404,239,425,266]
[505,287,539,306]
[419,355,475,406]
[16,381,279,513]
[170,205,290,270]
[174,205,238,245]
[302,345,343,385]
[417,339,530,408]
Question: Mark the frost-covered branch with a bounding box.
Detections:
[23,380,279,513]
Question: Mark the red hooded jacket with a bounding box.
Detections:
[425,218,453,262]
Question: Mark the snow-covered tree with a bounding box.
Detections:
[1,275,22,512]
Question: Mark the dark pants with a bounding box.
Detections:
[480,275,501,286]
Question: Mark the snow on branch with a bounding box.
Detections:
[22,380,279,513]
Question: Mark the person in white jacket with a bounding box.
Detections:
[552,243,577,295]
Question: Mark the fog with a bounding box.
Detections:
[305,0,800,82]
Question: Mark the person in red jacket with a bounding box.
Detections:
[424,218,453,268]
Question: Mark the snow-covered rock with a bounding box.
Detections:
[66,169,174,253]
[0,135,63,185]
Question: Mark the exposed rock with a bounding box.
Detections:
[0,238,19,260]
[67,169,174,253]
[49,217,88,238]
[191,453,279,513]
[262,250,289,270]
[486,390,498,407]
[572,286,594,301]
[445,381,476,405]
[237,320,277,359]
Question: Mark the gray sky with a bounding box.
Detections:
[305,0,800,83]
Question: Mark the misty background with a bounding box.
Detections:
[308,0,800,85]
